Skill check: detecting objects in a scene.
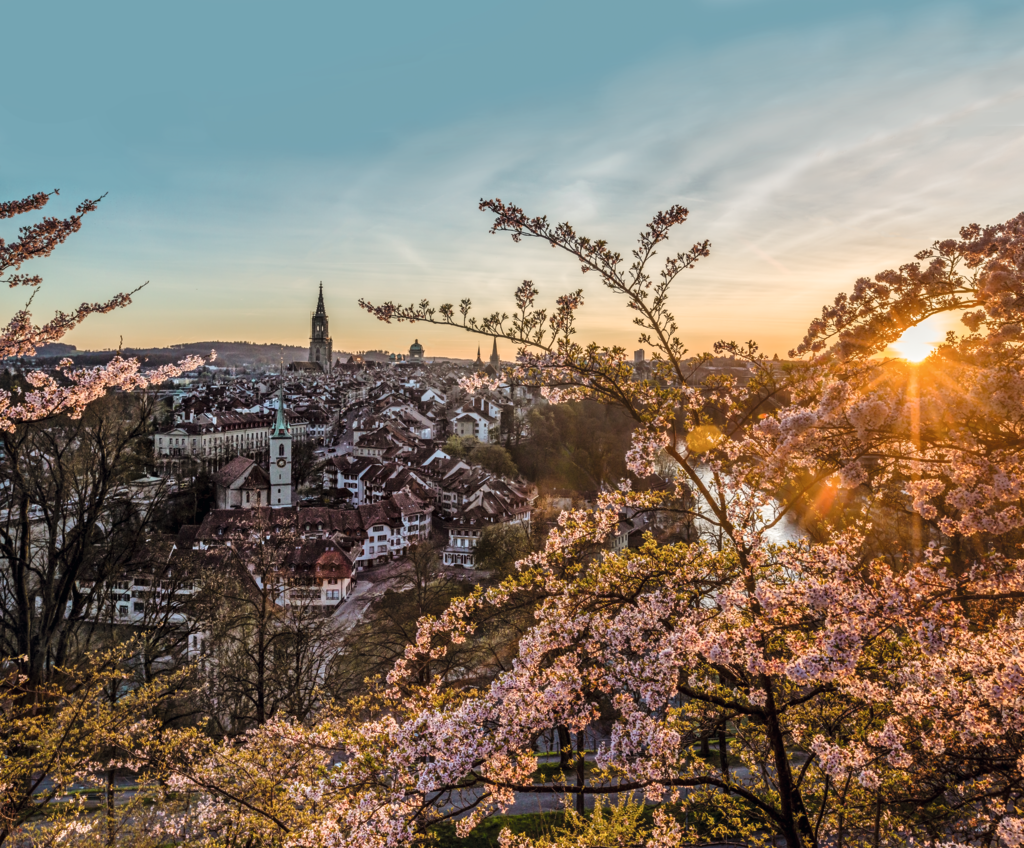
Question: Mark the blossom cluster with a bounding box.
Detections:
[151,204,1024,847]
[2,189,209,431]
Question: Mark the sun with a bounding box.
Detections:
[891,322,941,362]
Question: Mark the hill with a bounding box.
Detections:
[29,341,323,370]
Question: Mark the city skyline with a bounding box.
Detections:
[4,0,1023,359]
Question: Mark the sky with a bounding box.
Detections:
[3,0,1023,360]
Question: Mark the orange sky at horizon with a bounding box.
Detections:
[43,215,988,363]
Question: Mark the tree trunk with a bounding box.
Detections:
[557,725,571,769]
[763,684,817,848]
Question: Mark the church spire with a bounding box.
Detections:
[489,336,500,369]
[474,344,483,367]
[271,386,291,437]
[314,281,327,317]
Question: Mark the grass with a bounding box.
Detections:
[430,810,567,847]
[428,787,771,847]
[533,760,601,782]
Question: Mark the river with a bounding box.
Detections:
[666,462,806,546]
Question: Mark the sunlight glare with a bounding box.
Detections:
[891,322,941,362]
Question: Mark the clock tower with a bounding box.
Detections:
[269,386,292,508]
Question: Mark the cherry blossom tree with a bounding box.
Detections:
[155,203,1024,848]
[1,190,205,430]
[1,191,208,845]
[0,643,191,847]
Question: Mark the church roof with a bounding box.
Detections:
[213,456,256,488]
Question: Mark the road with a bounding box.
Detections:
[314,403,365,460]
[329,577,375,629]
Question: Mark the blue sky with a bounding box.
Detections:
[3,0,1023,358]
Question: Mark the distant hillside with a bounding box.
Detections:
[166,341,307,365]
[27,341,347,370]
[22,342,487,370]
[36,343,78,357]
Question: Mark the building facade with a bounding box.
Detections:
[153,412,309,473]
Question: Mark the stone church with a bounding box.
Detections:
[309,282,333,371]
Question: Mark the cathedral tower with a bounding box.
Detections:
[489,336,500,370]
[309,282,333,371]
[269,387,292,508]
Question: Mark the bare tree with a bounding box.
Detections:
[196,513,344,733]
[0,393,171,687]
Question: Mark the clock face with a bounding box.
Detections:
[277,458,287,467]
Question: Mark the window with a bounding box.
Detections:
[118,605,128,617]
[133,602,145,614]
[326,590,340,600]
[279,444,285,456]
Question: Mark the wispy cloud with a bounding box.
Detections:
[7,2,1023,358]
[301,10,1024,356]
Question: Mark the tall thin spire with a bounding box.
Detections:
[271,385,290,437]
[489,336,500,368]
[314,281,327,317]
